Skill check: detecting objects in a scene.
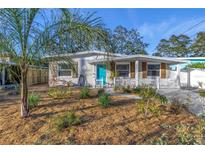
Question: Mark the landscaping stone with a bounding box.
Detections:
[158,88,205,116]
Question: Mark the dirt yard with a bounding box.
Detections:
[0,85,204,144]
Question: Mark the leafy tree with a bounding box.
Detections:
[154,34,192,57]
[190,32,205,56]
[108,25,148,55]
[0,9,106,117]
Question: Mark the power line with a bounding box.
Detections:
[151,18,205,54]
[182,19,205,35]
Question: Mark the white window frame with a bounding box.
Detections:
[115,62,130,78]
[57,62,72,77]
[147,62,161,78]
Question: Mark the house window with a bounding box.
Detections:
[58,63,72,76]
[147,64,160,76]
[116,64,129,77]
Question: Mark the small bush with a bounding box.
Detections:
[98,93,111,108]
[122,85,132,93]
[136,101,146,114]
[156,94,168,104]
[113,86,122,92]
[132,86,141,94]
[139,85,157,99]
[149,103,161,116]
[176,124,200,144]
[97,88,105,97]
[28,92,40,109]
[137,101,161,116]
[54,111,82,131]
[153,134,168,145]
[48,87,71,99]
[169,103,185,114]
[80,87,90,99]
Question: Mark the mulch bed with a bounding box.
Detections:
[0,87,202,144]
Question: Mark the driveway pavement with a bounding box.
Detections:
[158,88,205,116]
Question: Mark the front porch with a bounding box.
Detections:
[91,55,184,89]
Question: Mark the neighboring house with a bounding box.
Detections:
[173,57,205,88]
[47,51,185,89]
[0,56,48,87]
[170,57,205,70]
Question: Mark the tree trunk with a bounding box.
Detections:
[20,64,29,117]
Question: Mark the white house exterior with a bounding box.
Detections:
[47,51,186,89]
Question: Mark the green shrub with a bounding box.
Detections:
[132,86,141,94]
[169,103,185,114]
[80,87,90,99]
[176,124,200,144]
[156,94,168,104]
[153,134,168,145]
[98,93,111,108]
[136,101,146,114]
[28,92,40,109]
[199,90,205,97]
[139,85,157,99]
[48,87,71,99]
[97,88,105,97]
[122,85,132,93]
[53,110,82,131]
[137,101,161,116]
[113,86,122,92]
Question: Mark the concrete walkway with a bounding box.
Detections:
[158,88,205,116]
[105,88,141,100]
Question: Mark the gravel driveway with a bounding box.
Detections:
[158,88,205,116]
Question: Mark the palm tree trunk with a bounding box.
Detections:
[20,64,29,117]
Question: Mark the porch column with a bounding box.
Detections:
[1,66,5,85]
[176,64,181,88]
[135,60,139,87]
[93,64,96,88]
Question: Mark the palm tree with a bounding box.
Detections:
[0,8,107,117]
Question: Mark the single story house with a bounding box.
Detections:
[47,51,185,89]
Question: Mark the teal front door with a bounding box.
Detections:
[97,64,106,85]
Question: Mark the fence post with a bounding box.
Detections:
[187,68,191,88]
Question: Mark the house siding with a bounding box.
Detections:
[49,55,106,87]
[160,63,167,78]
[130,62,135,78]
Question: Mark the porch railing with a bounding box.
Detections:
[114,77,136,88]
[114,77,180,89]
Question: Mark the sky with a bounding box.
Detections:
[81,8,205,55]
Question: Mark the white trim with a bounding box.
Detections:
[90,54,186,64]
[44,50,123,59]
[135,61,139,86]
